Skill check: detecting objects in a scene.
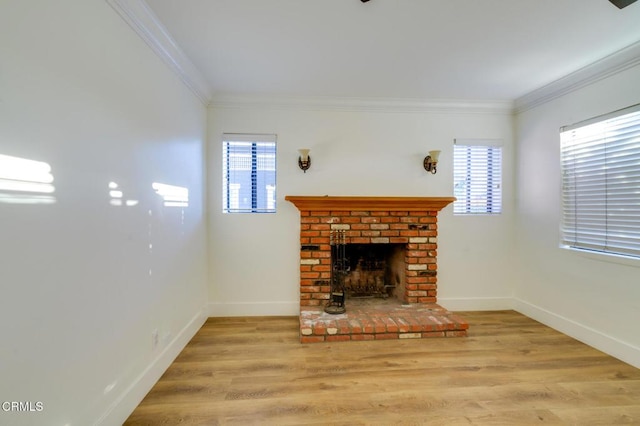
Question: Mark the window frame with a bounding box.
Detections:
[222,133,277,214]
[559,103,640,260]
[453,139,503,216]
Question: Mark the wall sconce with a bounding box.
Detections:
[423,150,440,174]
[298,149,311,173]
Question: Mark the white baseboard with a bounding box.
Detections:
[208,301,299,317]
[438,296,514,312]
[96,308,208,426]
[512,298,640,369]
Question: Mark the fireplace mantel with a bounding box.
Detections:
[285,196,456,212]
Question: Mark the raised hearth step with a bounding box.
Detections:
[299,302,468,343]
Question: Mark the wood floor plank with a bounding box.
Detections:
[125,311,640,425]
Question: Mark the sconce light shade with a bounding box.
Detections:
[298,148,311,172]
[423,150,441,174]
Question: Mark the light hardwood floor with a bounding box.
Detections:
[125,311,640,425]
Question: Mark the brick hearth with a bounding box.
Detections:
[286,196,468,343]
[300,299,469,343]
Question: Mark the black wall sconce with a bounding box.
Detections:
[298,149,311,173]
[423,150,440,174]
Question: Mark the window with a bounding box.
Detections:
[222,134,276,213]
[560,104,640,258]
[453,139,502,215]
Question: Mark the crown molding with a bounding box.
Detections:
[514,40,640,114]
[210,94,514,114]
[106,0,212,105]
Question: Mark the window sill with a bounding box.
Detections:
[561,246,640,268]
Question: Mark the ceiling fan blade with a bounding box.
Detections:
[609,0,637,9]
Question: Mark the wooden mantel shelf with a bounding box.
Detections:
[285,196,456,212]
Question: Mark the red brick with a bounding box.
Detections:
[418,284,437,291]
[313,324,326,335]
[351,223,371,230]
[372,318,387,333]
[419,216,437,223]
[312,265,331,272]
[384,318,399,333]
[418,230,437,237]
[360,320,375,334]
[311,293,330,300]
[350,334,375,341]
[381,216,400,223]
[300,230,320,238]
[389,223,409,230]
[310,224,331,231]
[312,251,331,258]
[362,230,381,237]
[400,217,419,223]
[326,335,352,342]
[301,272,320,279]
[350,237,370,244]
[375,333,399,340]
[301,216,320,223]
[422,331,446,338]
[389,237,409,244]
[348,319,363,334]
[381,230,400,237]
[361,217,381,224]
[342,216,362,224]
[301,336,326,343]
[370,224,389,230]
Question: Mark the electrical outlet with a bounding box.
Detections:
[151,329,159,350]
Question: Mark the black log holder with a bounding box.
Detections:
[325,229,347,314]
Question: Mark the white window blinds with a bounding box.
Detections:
[560,104,640,258]
[222,134,276,213]
[453,140,502,215]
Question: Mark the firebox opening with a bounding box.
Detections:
[339,244,406,300]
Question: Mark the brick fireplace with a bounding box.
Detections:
[286,196,469,342]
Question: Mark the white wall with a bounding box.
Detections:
[207,102,516,316]
[514,64,640,368]
[0,1,207,425]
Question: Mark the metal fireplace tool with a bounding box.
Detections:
[325,229,348,314]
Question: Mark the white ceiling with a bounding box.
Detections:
[144,0,640,102]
